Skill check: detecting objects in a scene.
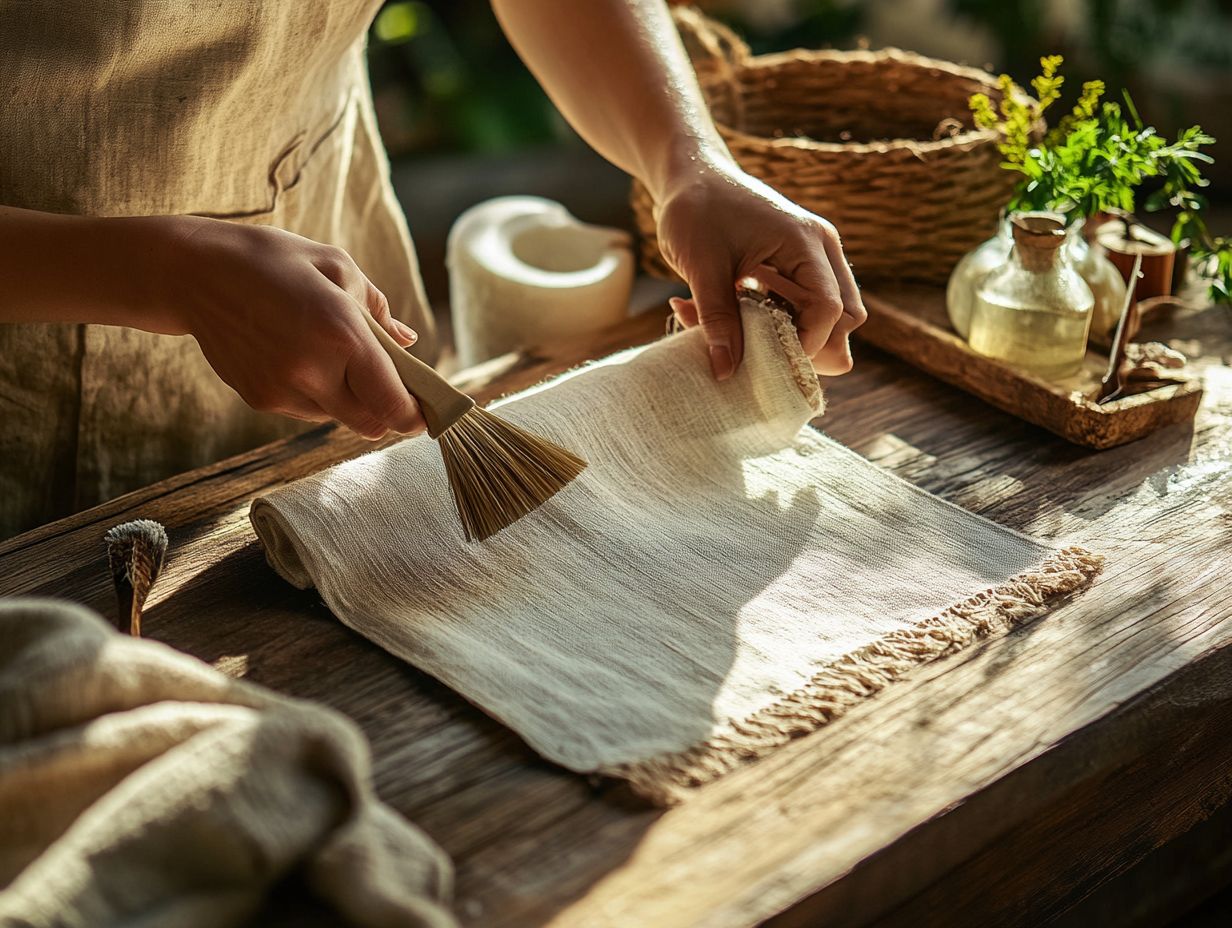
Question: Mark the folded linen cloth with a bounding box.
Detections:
[251,299,1102,804]
[0,598,454,928]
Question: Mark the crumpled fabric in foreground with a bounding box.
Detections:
[0,599,455,928]
[251,299,1103,804]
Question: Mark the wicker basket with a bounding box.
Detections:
[631,8,1019,285]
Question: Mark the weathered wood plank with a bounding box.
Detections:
[1,296,1229,927]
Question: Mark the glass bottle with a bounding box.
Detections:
[1069,230,1128,340]
[948,216,1125,342]
[946,216,1011,338]
[968,212,1094,380]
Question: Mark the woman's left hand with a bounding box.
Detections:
[655,156,867,380]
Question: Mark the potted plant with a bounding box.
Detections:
[1149,149,1232,305]
[968,57,1231,311]
[946,59,1130,340]
[1093,218,1176,306]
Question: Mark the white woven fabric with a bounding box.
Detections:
[252,300,1100,802]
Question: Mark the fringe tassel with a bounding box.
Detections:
[603,545,1104,805]
[763,302,826,414]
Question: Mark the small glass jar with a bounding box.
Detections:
[968,212,1095,380]
[946,217,1011,339]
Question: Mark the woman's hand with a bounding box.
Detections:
[655,156,867,380]
[490,0,863,380]
[157,217,426,440]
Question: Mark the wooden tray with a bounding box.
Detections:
[857,285,1203,449]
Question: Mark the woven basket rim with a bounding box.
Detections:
[707,45,1009,155]
[743,44,1004,83]
[715,124,1000,155]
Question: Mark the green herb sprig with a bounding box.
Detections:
[1147,125,1232,304]
[971,56,1231,303]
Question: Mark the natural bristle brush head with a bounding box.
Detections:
[358,313,586,541]
[104,519,169,637]
[437,406,587,542]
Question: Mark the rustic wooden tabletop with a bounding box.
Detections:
[2,292,1229,927]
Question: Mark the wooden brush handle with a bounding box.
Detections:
[364,314,475,438]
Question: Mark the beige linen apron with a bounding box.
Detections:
[0,1,437,539]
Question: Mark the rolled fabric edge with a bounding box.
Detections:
[250,498,314,591]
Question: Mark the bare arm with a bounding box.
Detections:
[0,207,170,329]
[0,205,424,439]
[492,0,721,202]
[491,0,866,378]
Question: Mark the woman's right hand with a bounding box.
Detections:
[155,216,426,441]
[1,206,421,441]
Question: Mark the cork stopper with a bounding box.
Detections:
[1011,212,1067,272]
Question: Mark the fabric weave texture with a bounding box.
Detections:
[252,300,1102,803]
[0,599,455,928]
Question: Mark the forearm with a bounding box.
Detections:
[491,0,730,201]
[0,206,178,331]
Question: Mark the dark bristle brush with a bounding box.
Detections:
[104,519,169,637]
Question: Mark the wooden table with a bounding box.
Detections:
[3,293,1231,927]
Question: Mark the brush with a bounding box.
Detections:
[364,316,587,541]
[104,519,169,637]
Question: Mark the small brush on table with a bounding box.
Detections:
[104,520,168,637]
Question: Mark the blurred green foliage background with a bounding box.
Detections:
[367,0,559,156]
[371,0,1232,304]
[368,0,1232,164]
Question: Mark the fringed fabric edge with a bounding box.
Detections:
[602,545,1105,806]
[762,303,825,415]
